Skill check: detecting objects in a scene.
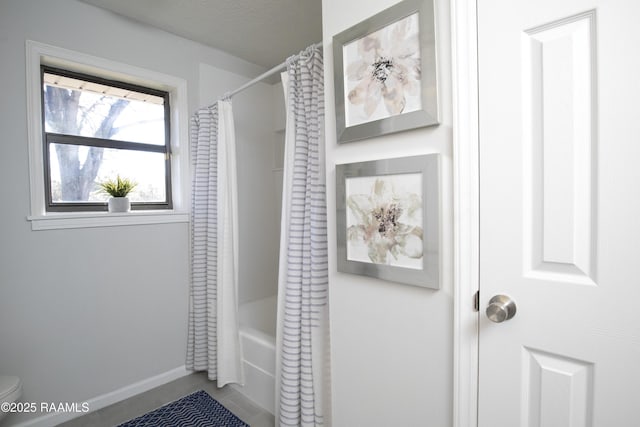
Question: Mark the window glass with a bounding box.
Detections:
[43,71,166,146]
[48,143,167,203]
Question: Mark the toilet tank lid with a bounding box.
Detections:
[0,376,21,398]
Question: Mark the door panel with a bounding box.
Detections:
[478,1,640,426]
[522,11,597,286]
[521,348,594,427]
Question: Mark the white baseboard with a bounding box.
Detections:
[14,365,191,427]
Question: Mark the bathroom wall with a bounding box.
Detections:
[0,1,265,425]
[322,0,454,425]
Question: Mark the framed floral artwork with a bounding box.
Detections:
[336,154,440,289]
[332,0,439,143]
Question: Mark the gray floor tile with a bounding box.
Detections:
[247,411,277,427]
[56,373,275,426]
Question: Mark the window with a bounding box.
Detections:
[26,41,189,230]
[41,66,172,212]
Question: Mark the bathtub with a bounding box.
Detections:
[232,295,277,414]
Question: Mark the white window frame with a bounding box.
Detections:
[25,40,190,230]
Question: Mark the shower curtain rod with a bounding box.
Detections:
[219,41,322,102]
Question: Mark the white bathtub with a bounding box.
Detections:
[232,295,277,414]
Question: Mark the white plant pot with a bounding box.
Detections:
[108,197,131,213]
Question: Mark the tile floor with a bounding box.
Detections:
[56,372,275,427]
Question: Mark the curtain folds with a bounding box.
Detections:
[276,45,330,427]
[187,99,244,387]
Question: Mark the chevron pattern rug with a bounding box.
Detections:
[117,390,249,427]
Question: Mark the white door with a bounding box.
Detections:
[478,0,640,425]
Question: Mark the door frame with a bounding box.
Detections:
[451,0,480,426]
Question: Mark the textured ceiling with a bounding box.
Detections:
[79,0,323,69]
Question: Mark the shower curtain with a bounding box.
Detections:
[187,99,244,387]
[276,45,330,427]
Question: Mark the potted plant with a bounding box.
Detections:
[99,175,137,213]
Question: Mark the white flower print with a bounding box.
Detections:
[346,177,423,267]
[344,13,422,126]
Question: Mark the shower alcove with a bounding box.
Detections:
[205,71,287,414]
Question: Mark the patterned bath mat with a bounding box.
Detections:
[117,390,249,427]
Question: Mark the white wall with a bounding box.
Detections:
[0,1,265,425]
[322,0,454,425]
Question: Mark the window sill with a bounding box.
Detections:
[27,210,189,231]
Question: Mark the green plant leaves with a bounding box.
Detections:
[98,175,137,197]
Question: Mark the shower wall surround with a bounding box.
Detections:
[199,64,281,304]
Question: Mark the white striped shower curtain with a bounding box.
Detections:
[276,45,330,427]
[187,99,244,387]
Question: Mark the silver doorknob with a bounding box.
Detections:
[486,295,517,323]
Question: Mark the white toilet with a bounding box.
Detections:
[0,376,22,423]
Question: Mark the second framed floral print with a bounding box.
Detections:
[333,0,439,143]
[336,154,440,289]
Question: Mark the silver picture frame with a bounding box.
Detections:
[336,155,440,289]
[333,0,439,143]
